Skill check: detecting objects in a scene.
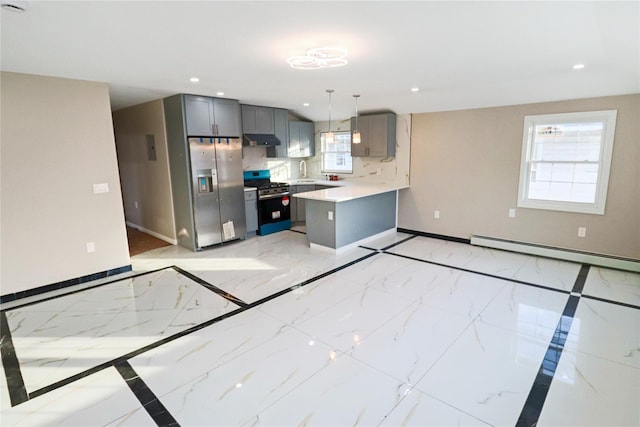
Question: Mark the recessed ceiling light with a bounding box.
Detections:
[189,77,199,83]
[216,92,225,96]
[303,103,309,107]
[573,64,585,70]
[411,87,420,92]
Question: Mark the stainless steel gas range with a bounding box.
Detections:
[243,170,291,235]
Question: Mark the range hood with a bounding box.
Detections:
[243,134,281,146]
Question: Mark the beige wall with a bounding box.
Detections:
[399,94,639,259]
[0,72,130,295]
[113,100,176,242]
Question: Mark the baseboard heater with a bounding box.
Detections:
[470,235,640,273]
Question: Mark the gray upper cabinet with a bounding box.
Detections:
[213,98,242,137]
[184,94,241,137]
[266,108,289,158]
[288,121,315,158]
[241,105,275,134]
[351,112,396,157]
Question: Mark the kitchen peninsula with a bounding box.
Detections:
[293,183,408,253]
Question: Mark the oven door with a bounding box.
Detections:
[258,194,291,235]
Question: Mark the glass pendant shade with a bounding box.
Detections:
[325,131,335,144]
[352,131,361,144]
[352,94,361,144]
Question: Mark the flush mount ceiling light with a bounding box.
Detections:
[325,89,335,144]
[287,47,348,70]
[1,0,28,12]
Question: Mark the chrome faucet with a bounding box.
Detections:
[299,160,307,178]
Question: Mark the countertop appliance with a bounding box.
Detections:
[189,137,246,249]
[243,170,291,235]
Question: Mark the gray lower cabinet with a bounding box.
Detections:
[184,94,241,137]
[244,189,258,233]
[290,185,298,222]
[351,112,396,157]
[294,185,316,222]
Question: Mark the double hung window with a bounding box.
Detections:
[321,131,353,173]
[517,110,617,214]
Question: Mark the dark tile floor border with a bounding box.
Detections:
[0,312,28,406]
[0,265,133,305]
[2,231,637,427]
[115,361,179,426]
[5,249,381,408]
[1,267,168,312]
[386,235,640,311]
[515,264,590,427]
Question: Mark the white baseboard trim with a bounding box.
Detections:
[471,235,640,273]
[126,222,177,245]
[310,228,396,255]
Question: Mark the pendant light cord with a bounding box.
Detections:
[326,89,334,133]
[354,94,359,131]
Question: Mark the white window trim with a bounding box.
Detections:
[517,110,617,215]
[321,131,353,174]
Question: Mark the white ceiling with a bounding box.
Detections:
[2,1,638,121]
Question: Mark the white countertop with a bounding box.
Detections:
[244,186,257,192]
[293,183,408,203]
[286,179,345,187]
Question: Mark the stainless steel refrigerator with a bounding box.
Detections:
[188,136,246,249]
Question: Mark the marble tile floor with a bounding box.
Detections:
[1,231,638,426]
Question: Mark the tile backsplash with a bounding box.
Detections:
[242,114,411,186]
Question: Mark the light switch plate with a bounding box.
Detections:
[434,210,440,219]
[509,208,516,218]
[86,242,96,253]
[578,227,587,237]
[328,211,334,221]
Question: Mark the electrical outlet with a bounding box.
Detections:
[434,210,440,219]
[578,227,587,237]
[328,211,333,221]
[86,242,96,253]
[509,208,516,218]
[93,183,109,194]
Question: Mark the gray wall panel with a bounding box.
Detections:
[305,191,397,249]
[305,199,336,248]
[335,191,396,247]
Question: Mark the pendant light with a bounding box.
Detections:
[352,94,361,144]
[325,89,335,144]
